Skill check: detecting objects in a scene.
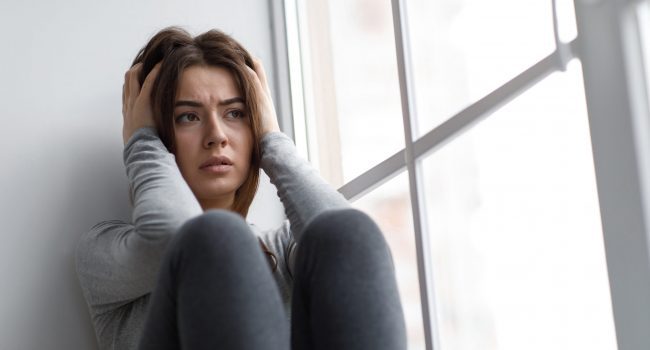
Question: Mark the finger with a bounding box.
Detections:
[123,67,136,118]
[246,64,278,115]
[123,69,131,114]
[127,63,142,108]
[122,83,126,117]
[251,58,271,94]
[139,62,162,101]
[245,65,267,97]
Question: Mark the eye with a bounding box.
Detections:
[175,113,200,123]
[226,109,246,119]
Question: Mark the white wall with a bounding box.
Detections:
[0,1,284,348]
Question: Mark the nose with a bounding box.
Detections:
[203,114,228,149]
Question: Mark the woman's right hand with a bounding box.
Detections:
[122,62,161,144]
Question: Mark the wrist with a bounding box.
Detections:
[123,126,157,145]
[261,127,281,138]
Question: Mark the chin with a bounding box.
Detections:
[194,182,238,198]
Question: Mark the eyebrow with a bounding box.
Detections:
[174,97,245,108]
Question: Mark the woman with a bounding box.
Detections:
[76,27,406,350]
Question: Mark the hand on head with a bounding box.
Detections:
[247,58,281,137]
[122,62,161,145]
[122,56,279,145]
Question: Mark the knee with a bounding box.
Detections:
[299,208,389,256]
[169,209,256,259]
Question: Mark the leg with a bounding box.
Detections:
[291,208,407,350]
[138,210,289,350]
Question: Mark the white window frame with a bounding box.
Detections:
[269,0,650,348]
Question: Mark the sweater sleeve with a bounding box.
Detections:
[259,131,350,271]
[76,127,203,312]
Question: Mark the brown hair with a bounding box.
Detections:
[132,27,277,270]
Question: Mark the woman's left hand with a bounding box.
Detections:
[248,58,281,136]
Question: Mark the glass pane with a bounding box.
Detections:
[298,0,405,186]
[422,61,617,350]
[406,0,557,137]
[353,171,425,350]
[555,0,578,43]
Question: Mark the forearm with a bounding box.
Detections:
[76,128,204,307]
[260,131,349,241]
[124,127,203,241]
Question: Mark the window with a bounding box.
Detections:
[289,0,404,187]
[405,0,557,137]
[275,0,650,348]
[421,61,615,350]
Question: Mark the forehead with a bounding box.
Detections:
[175,65,241,101]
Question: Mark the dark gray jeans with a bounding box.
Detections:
[138,208,407,350]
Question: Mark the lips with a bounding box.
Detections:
[200,155,233,169]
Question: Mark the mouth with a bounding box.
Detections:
[200,164,232,174]
[200,156,233,169]
[199,155,234,175]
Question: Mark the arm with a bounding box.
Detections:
[260,131,349,242]
[247,58,350,274]
[260,131,350,276]
[125,128,203,240]
[77,63,203,312]
[248,58,349,236]
[76,128,202,311]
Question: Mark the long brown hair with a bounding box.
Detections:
[132,27,277,270]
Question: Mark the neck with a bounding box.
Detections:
[198,195,235,212]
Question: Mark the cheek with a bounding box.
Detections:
[234,126,254,159]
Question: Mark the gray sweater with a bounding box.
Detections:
[75,127,349,350]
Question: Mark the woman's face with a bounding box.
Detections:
[173,65,253,210]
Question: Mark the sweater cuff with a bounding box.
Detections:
[260,131,293,149]
[259,131,298,170]
[124,127,158,149]
[123,128,162,162]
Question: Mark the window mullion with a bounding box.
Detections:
[390,0,438,349]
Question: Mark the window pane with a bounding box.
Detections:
[406,0,557,137]
[555,0,578,43]
[353,171,425,350]
[297,0,404,186]
[422,61,617,350]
